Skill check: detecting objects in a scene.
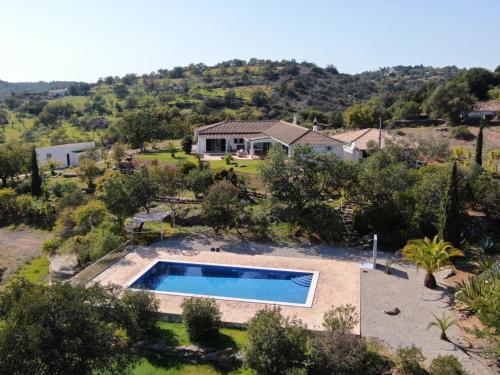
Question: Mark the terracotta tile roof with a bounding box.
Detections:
[331,128,413,150]
[195,120,342,146]
[473,101,500,112]
[195,120,277,135]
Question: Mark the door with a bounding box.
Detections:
[220,139,226,152]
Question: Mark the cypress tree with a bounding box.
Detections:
[31,146,42,198]
[438,162,461,247]
[475,125,484,166]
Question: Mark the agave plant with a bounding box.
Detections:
[400,236,464,289]
[454,276,485,312]
[428,313,457,341]
[475,255,495,274]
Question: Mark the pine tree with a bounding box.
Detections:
[475,125,484,166]
[438,162,461,247]
[31,146,42,198]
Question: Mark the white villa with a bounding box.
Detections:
[194,120,362,160]
[36,141,96,168]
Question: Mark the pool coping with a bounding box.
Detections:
[124,258,320,308]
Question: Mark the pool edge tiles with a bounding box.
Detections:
[125,259,320,308]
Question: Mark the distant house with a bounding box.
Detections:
[194,120,355,159]
[330,128,415,159]
[35,141,96,168]
[47,88,68,98]
[467,101,500,120]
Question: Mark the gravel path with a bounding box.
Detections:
[361,264,495,374]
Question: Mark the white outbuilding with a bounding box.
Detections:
[35,141,96,168]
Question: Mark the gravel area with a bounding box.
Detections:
[0,227,49,283]
[361,264,495,374]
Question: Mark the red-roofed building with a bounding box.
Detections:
[194,120,356,159]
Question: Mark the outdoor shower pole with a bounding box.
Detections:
[372,234,378,268]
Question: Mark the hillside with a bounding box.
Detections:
[1,60,498,148]
[0,80,75,99]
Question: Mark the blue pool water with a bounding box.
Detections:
[129,261,315,305]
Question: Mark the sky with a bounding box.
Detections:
[1,0,499,82]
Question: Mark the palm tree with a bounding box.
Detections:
[165,142,179,158]
[400,236,463,289]
[427,313,457,341]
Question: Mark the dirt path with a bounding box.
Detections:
[0,227,50,283]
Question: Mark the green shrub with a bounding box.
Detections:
[186,168,214,196]
[300,204,343,242]
[452,126,474,141]
[181,135,193,154]
[56,189,87,211]
[175,205,204,226]
[49,180,79,198]
[120,289,159,340]
[323,304,359,333]
[180,297,221,342]
[396,345,425,374]
[0,188,18,222]
[41,238,61,255]
[176,160,197,175]
[308,331,370,375]
[430,355,468,375]
[245,308,308,375]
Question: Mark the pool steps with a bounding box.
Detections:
[290,274,313,287]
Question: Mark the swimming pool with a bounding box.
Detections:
[127,260,319,307]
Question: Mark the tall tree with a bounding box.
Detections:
[475,125,484,166]
[30,146,42,197]
[438,162,461,247]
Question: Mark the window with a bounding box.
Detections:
[46,153,52,160]
[326,146,332,151]
[234,138,244,144]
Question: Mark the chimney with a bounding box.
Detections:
[312,117,319,132]
[293,114,297,125]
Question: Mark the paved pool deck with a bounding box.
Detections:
[91,243,361,332]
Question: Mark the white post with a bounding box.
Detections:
[372,234,378,268]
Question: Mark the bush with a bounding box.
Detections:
[323,304,359,333]
[452,126,474,141]
[175,205,204,226]
[396,345,425,374]
[186,168,214,196]
[180,297,221,342]
[181,135,193,154]
[300,204,343,242]
[0,188,18,222]
[41,238,61,255]
[245,308,308,375]
[176,160,197,175]
[430,355,468,375]
[120,290,159,340]
[308,331,370,375]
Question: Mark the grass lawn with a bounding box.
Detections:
[131,322,253,375]
[9,256,50,285]
[136,150,198,164]
[135,151,263,176]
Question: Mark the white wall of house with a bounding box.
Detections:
[36,142,96,168]
[341,143,363,161]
